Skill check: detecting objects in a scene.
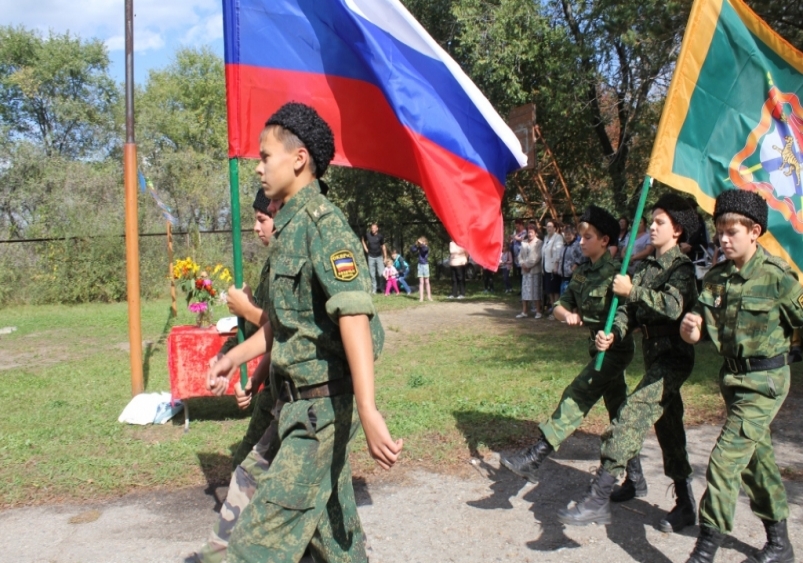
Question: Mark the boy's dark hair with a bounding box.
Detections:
[265,102,335,177]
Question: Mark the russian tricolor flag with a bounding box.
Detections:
[223,0,527,268]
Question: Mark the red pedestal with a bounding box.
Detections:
[167,325,262,400]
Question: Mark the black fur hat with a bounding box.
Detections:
[252,188,270,215]
[266,102,335,177]
[580,205,619,246]
[652,193,700,244]
[713,189,767,234]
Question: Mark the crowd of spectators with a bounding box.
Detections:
[359,206,719,306]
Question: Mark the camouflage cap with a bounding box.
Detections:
[652,192,700,243]
[579,205,619,246]
[252,188,270,215]
[713,189,768,234]
[266,102,336,177]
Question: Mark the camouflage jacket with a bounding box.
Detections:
[612,245,698,340]
[558,251,634,355]
[219,258,271,356]
[693,246,803,360]
[265,181,384,388]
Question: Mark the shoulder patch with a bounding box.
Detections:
[330,250,359,281]
[798,293,803,308]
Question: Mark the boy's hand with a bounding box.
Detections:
[234,378,253,410]
[564,313,583,326]
[681,312,703,344]
[595,330,614,351]
[207,355,234,395]
[208,352,224,368]
[361,408,403,470]
[612,274,633,298]
[226,285,253,317]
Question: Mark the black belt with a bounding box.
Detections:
[278,376,353,402]
[723,353,795,374]
[640,323,682,340]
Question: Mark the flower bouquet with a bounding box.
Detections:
[172,258,233,327]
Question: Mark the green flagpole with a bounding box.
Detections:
[228,157,248,388]
[594,175,653,371]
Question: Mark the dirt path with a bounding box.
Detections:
[3,300,802,562]
[2,424,801,563]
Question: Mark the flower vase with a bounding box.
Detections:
[196,309,213,328]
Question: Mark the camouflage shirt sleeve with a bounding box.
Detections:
[626,261,696,324]
[611,301,635,341]
[307,203,376,322]
[218,259,270,355]
[779,269,803,329]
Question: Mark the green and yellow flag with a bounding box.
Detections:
[648,0,803,274]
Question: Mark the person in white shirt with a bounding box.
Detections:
[541,219,565,317]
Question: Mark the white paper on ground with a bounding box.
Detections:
[118,392,182,425]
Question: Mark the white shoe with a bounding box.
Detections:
[516,313,527,318]
[534,313,543,319]
[457,295,465,299]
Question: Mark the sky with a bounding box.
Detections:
[1,0,225,84]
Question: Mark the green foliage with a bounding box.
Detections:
[0,26,118,158]
[138,47,235,232]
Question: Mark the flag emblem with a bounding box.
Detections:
[330,250,358,281]
[729,81,803,233]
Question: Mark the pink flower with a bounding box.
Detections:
[188,302,208,313]
[202,279,213,288]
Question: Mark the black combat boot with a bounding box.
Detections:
[686,525,726,563]
[500,437,554,483]
[557,467,616,526]
[610,456,648,502]
[659,478,697,533]
[744,519,794,563]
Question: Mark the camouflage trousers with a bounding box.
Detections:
[699,366,790,534]
[195,406,280,563]
[539,343,634,449]
[227,393,366,563]
[600,338,694,481]
[232,387,276,469]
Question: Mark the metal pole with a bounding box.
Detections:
[124,0,144,396]
[594,175,653,371]
[228,158,248,388]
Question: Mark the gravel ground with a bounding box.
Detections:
[2,424,801,563]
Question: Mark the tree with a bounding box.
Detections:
[137,47,231,231]
[0,26,118,158]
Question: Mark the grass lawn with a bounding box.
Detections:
[0,279,742,506]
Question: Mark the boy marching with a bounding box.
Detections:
[206,102,402,562]
[557,194,700,531]
[501,206,639,487]
[681,190,802,563]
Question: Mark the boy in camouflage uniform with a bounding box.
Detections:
[681,190,802,563]
[190,191,280,563]
[206,103,402,563]
[557,194,700,531]
[501,206,638,486]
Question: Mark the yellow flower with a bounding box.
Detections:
[213,264,222,275]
